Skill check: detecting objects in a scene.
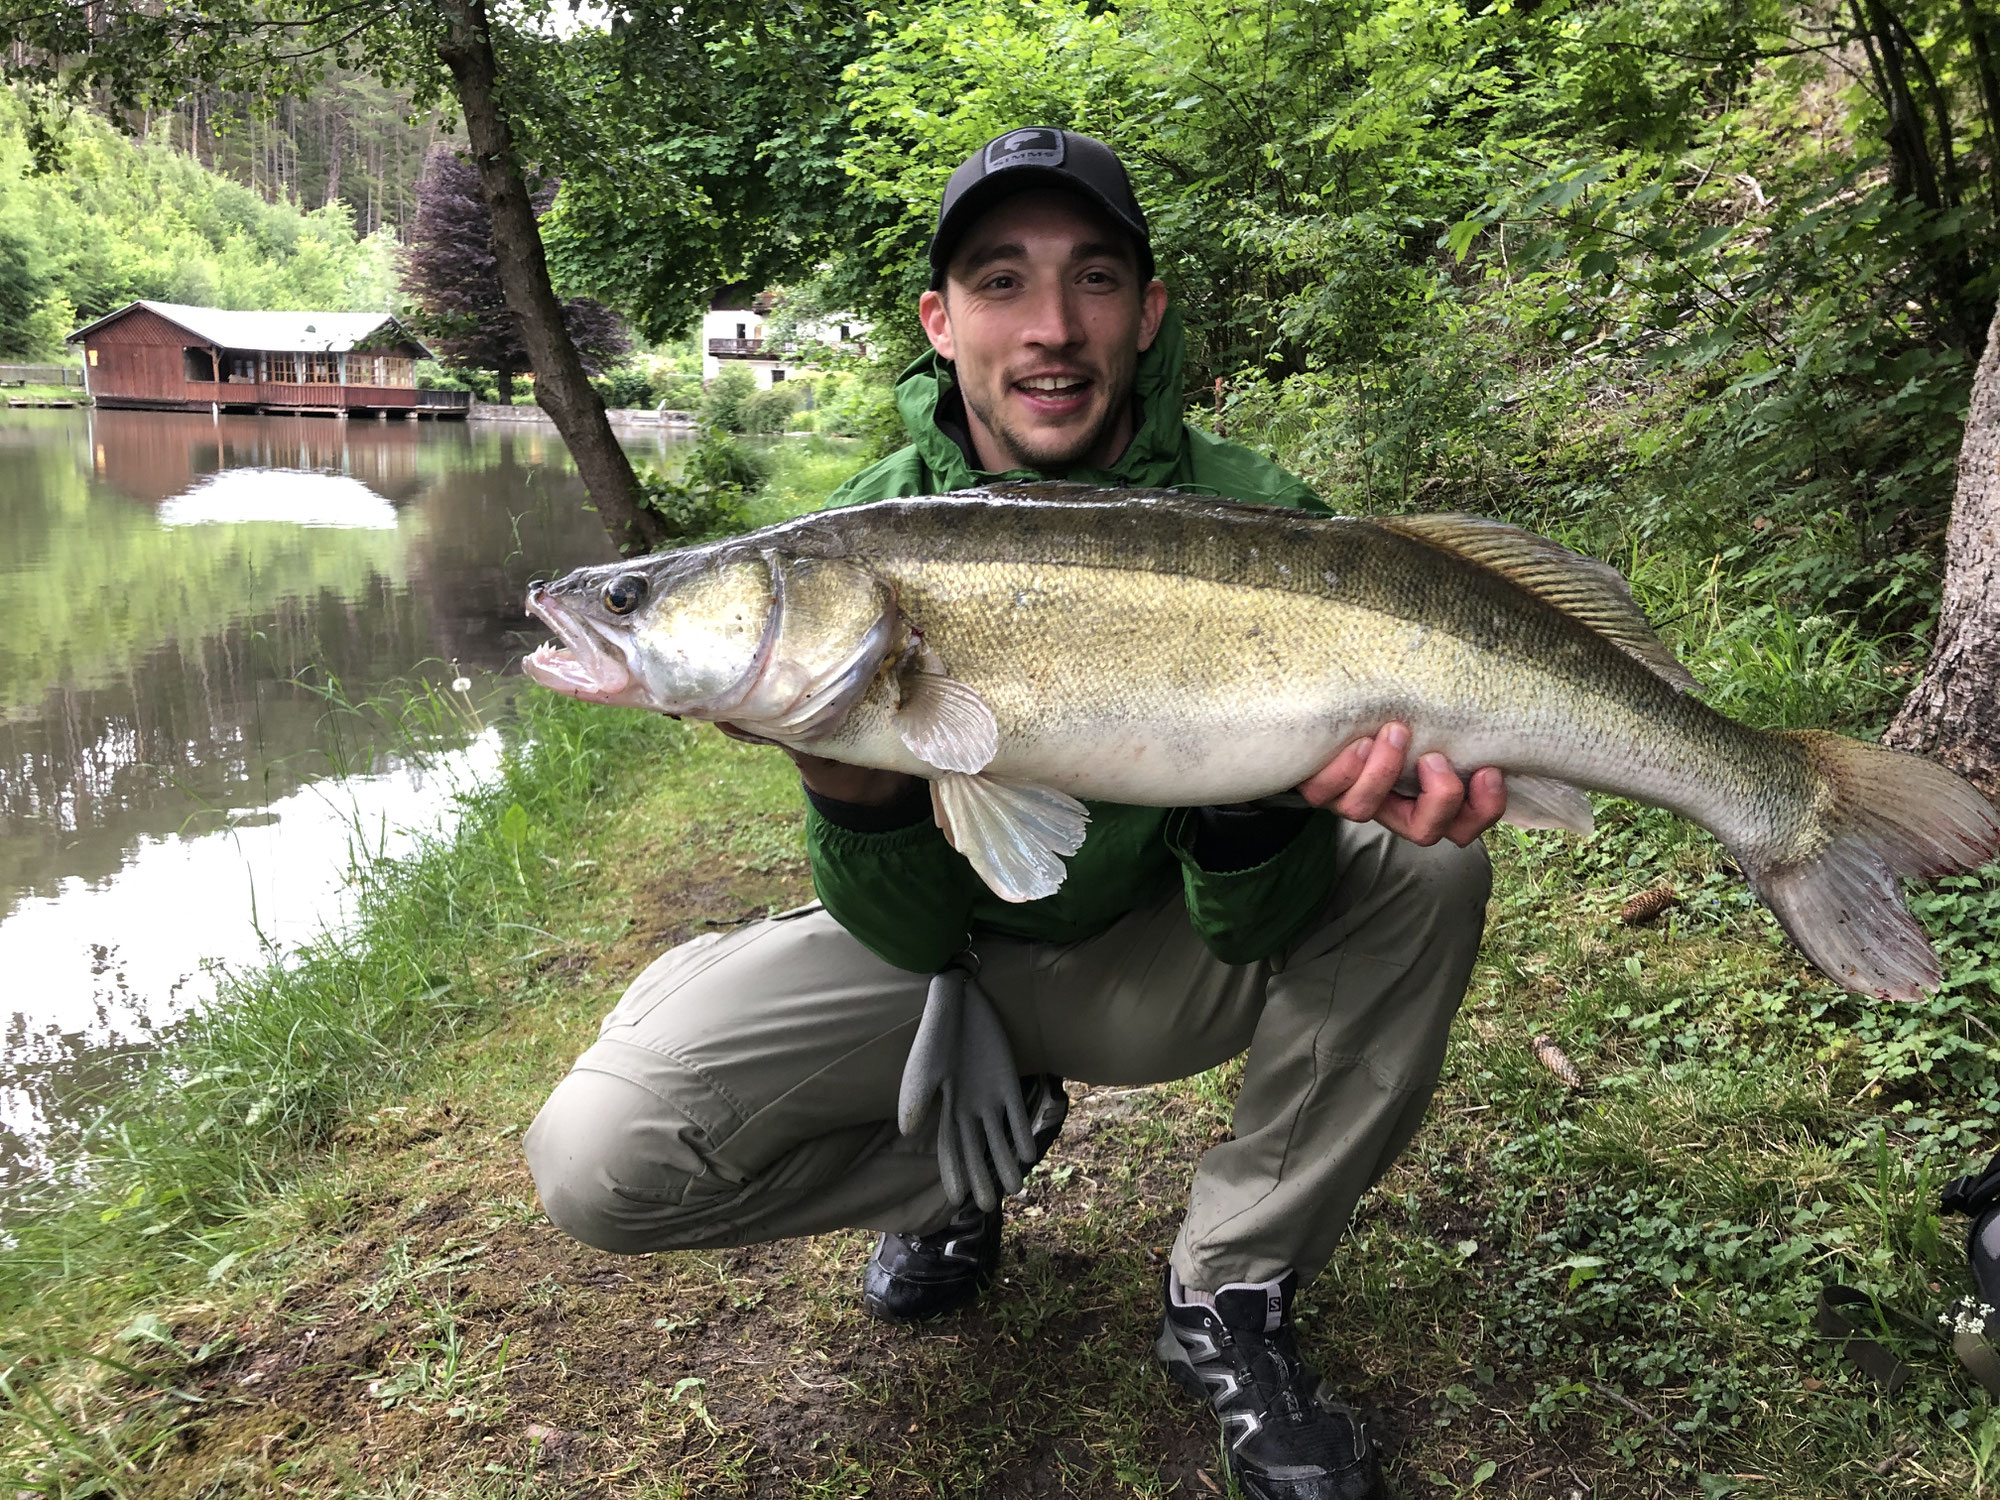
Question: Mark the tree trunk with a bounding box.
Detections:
[434,0,666,555]
[495,361,515,405]
[1884,303,2000,800]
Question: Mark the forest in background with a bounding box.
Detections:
[0,91,399,353]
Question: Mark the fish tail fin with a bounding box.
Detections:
[1743,731,2000,1001]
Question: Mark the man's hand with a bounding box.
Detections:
[1298,722,1505,847]
[713,722,918,807]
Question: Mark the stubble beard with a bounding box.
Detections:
[963,374,1132,474]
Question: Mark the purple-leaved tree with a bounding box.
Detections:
[403,147,628,406]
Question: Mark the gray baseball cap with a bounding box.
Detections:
[928,128,1154,289]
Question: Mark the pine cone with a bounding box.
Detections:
[1620,885,1680,925]
[1531,1033,1583,1089]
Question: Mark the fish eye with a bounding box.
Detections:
[602,573,649,615]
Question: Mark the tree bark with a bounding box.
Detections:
[495,360,515,405]
[1884,302,2000,800]
[434,0,666,555]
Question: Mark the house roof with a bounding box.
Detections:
[67,301,433,357]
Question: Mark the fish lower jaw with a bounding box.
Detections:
[522,643,638,705]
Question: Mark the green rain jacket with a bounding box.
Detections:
[807,309,1340,973]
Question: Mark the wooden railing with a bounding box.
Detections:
[256,383,423,407]
[707,338,766,358]
[0,364,83,386]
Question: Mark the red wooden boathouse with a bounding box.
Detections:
[65,301,470,417]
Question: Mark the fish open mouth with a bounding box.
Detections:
[521,589,638,704]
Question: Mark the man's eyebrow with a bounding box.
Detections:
[1067,240,1133,266]
[954,238,1136,277]
[956,241,1028,275]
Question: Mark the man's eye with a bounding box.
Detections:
[982,274,1018,291]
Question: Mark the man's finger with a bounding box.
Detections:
[1372,753,1465,846]
[1331,723,1411,821]
[1444,766,1507,846]
[1297,735,1373,807]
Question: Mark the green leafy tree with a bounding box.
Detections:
[534,2,871,342]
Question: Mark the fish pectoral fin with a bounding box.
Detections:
[931,773,1089,903]
[895,670,1000,773]
[1500,774,1595,835]
[1376,514,1702,694]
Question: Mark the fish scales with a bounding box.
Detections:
[766,496,1785,837]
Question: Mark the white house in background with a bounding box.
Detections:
[701,287,868,387]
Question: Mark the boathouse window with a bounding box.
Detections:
[87,349,98,366]
[303,353,339,384]
[182,347,216,382]
[268,353,297,383]
[229,356,256,382]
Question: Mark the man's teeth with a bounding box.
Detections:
[1020,376,1086,392]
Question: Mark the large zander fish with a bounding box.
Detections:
[522,485,2000,1002]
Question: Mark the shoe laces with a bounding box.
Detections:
[905,1204,988,1255]
[1228,1321,1321,1426]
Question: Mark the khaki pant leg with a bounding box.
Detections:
[525,905,982,1254]
[1168,824,1490,1292]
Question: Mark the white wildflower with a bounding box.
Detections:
[1942,1298,1996,1336]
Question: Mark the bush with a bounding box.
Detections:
[739,384,799,434]
[635,428,770,542]
[656,373,702,412]
[592,366,655,409]
[816,373,904,454]
[684,428,772,492]
[701,365,757,431]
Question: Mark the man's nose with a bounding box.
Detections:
[1017,279,1084,349]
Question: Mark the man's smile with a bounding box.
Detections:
[1012,370,1096,418]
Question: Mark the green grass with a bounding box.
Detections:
[748,434,869,528]
[4,528,1998,1497]
[1,383,89,404]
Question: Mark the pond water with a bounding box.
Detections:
[0,408,702,1202]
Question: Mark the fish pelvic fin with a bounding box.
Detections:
[1746,732,2000,1001]
[895,668,999,773]
[1501,774,1595,834]
[1377,514,1700,694]
[931,774,1089,903]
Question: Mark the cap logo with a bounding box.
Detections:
[985,128,1064,173]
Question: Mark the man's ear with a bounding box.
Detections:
[918,288,956,361]
[1136,280,1169,354]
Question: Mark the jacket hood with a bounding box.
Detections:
[893,304,1193,490]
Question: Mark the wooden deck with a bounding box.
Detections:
[93,385,471,418]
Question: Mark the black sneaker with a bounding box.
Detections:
[1156,1268,1383,1500]
[861,1075,1069,1324]
[861,1198,1002,1322]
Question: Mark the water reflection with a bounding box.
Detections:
[0,407,633,1198]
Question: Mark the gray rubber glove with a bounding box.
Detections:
[896,963,1036,1213]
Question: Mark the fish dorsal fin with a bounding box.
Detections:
[1376,514,1701,693]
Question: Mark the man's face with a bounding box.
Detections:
[919,190,1168,474]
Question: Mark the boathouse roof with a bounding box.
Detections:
[68,302,433,358]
